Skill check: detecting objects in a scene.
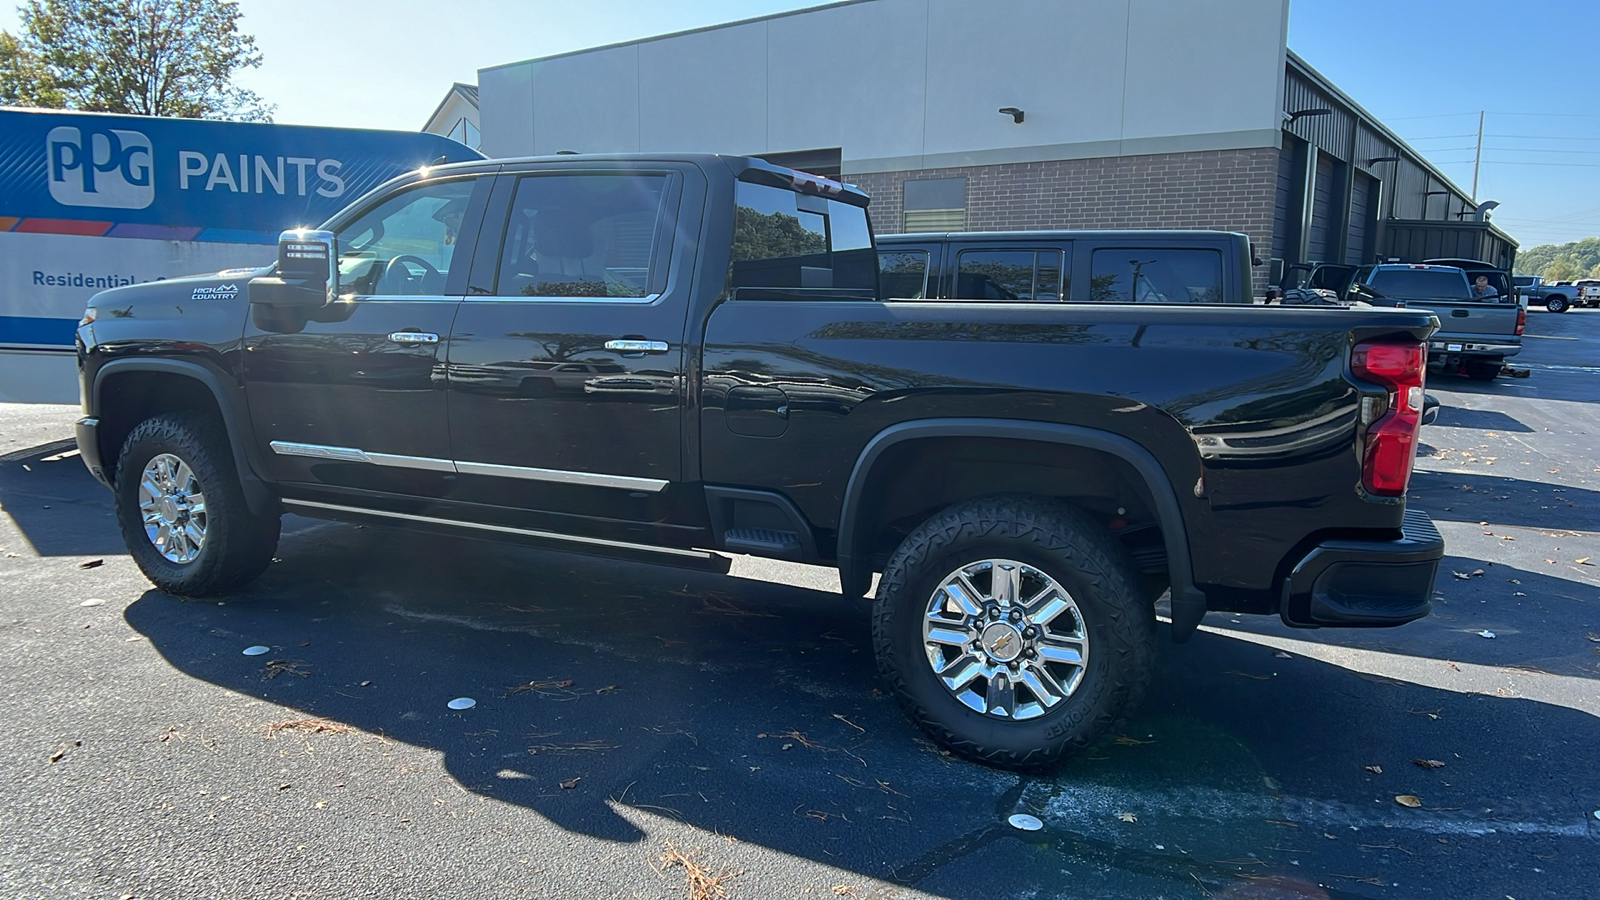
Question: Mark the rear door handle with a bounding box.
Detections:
[1451,309,1470,317]
[388,331,439,344]
[604,339,669,354]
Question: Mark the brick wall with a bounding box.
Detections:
[848,147,1281,296]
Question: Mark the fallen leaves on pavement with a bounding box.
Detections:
[1394,795,1422,808]
[656,842,738,900]
[265,719,350,737]
[1413,759,1447,770]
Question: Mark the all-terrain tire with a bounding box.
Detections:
[1464,359,1503,382]
[114,412,280,596]
[871,495,1156,771]
[1547,295,1570,314]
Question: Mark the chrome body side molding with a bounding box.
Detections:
[268,441,668,492]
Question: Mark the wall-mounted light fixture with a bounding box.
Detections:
[1365,156,1401,166]
[998,107,1024,124]
[1283,107,1332,124]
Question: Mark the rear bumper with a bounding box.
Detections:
[1427,336,1521,359]
[75,416,111,488]
[1279,509,1443,628]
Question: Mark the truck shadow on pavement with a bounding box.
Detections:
[1426,406,1533,432]
[0,437,126,557]
[119,523,1600,896]
[1408,469,1600,533]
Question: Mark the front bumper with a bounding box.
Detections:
[1279,508,1443,628]
[75,416,112,488]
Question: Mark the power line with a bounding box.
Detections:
[1480,159,1600,168]
[1486,133,1600,142]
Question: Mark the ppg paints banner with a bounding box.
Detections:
[0,108,482,242]
[0,109,482,401]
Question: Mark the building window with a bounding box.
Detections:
[903,177,967,232]
[447,117,481,151]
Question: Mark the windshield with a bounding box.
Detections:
[1364,269,1473,301]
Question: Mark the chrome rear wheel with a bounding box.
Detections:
[922,558,1088,720]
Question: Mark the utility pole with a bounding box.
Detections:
[1471,110,1485,200]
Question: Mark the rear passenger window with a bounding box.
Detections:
[494,173,668,299]
[728,181,877,297]
[955,250,1065,301]
[1089,249,1224,303]
[879,250,930,299]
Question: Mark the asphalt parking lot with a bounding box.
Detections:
[1,309,1597,900]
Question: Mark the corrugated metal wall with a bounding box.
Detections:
[1272,143,1297,260]
[1308,152,1336,262]
[1346,173,1372,265]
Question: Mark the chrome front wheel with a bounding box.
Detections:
[923,558,1088,720]
[138,452,208,564]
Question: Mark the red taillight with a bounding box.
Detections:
[1515,305,1527,336]
[1351,340,1426,497]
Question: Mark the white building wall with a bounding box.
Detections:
[476,0,1289,170]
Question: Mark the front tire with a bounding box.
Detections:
[872,495,1156,770]
[114,413,279,596]
[1547,295,1570,314]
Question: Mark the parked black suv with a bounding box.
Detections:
[76,154,1443,769]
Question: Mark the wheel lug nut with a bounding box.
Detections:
[1024,649,1036,659]
[1008,609,1022,621]
[1022,627,1036,638]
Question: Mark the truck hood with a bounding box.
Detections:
[87,266,271,310]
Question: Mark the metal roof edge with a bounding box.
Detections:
[1285,49,1481,208]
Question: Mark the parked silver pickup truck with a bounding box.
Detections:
[1348,264,1523,381]
[1282,262,1523,381]
[1513,275,1583,313]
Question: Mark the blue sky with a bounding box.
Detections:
[4,0,1596,248]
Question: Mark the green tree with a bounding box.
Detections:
[1515,237,1600,278]
[0,0,271,120]
[0,29,62,106]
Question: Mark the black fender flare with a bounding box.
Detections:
[92,358,276,517]
[835,418,1207,641]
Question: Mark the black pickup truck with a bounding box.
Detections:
[75,154,1443,769]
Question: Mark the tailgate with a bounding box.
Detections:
[1404,302,1518,337]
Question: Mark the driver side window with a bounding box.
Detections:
[335,179,476,297]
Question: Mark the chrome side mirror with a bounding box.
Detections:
[248,229,338,307]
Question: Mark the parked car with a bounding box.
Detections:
[876,230,1255,304]
[75,154,1444,769]
[1513,275,1581,313]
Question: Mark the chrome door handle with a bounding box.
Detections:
[604,339,669,354]
[388,331,439,344]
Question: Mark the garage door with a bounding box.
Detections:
[1307,152,1336,263]
[1345,173,1372,265]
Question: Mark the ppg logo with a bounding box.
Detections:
[47,126,154,209]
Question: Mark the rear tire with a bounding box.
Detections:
[1464,359,1502,382]
[1547,295,1570,314]
[872,495,1155,770]
[114,413,280,596]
